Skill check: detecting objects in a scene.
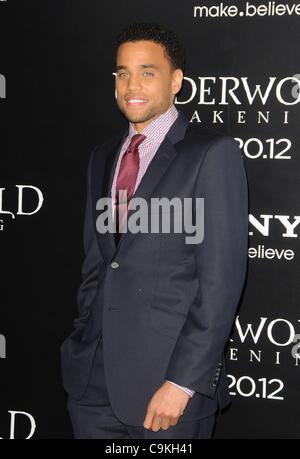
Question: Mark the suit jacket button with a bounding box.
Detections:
[111,261,119,269]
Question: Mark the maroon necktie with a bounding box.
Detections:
[114,134,146,244]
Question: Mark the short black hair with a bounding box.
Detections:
[115,23,185,72]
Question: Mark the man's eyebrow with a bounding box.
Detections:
[140,64,159,70]
[116,64,160,71]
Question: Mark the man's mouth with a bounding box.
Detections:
[126,98,147,106]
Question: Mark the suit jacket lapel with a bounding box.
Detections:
[90,131,126,254]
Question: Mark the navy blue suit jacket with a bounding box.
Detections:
[60,112,248,425]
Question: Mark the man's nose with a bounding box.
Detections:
[127,74,142,91]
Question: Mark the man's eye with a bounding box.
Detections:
[118,73,128,79]
[143,72,154,77]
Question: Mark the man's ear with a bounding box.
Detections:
[172,69,184,96]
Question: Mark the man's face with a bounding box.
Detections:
[115,40,183,132]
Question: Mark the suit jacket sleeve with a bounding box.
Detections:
[73,147,104,329]
[164,136,248,399]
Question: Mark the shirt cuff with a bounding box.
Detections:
[166,380,195,398]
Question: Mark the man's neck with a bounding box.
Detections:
[130,104,176,134]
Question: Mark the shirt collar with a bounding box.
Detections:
[128,104,178,144]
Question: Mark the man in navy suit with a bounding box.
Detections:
[61,23,248,439]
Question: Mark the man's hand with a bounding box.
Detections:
[143,381,190,432]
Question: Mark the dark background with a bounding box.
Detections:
[1,0,299,438]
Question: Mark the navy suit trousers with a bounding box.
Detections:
[66,337,215,439]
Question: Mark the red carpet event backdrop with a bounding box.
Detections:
[1,0,300,439]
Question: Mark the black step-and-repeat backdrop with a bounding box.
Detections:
[1,1,300,439]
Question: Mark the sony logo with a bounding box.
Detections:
[249,214,300,238]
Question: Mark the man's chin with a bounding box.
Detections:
[123,112,152,124]
[118,106,156,125]
[127,116,150,124]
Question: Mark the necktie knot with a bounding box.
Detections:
[127,133,146,153]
